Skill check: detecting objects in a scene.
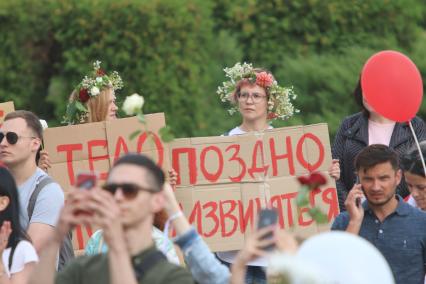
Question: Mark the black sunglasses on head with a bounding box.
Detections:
[101,183,158,199]
[0,132,37,145]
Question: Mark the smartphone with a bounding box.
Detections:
[355,176,361,207]
[76,172,97,189]
[257,208,278,250]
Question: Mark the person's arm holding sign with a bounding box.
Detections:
[163,182,230,284]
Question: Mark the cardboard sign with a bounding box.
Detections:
[0,101,15,126]
[44,113,167,253]
[44,113,168,192]
[170,124,339,251]
[44,118,339,253]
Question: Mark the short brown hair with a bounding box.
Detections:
[355,144,399,173]
[5,110,43,139]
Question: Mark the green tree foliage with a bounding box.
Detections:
[0,0,425,139]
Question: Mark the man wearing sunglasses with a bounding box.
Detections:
[0,111,64,258]
[30,153,194,284]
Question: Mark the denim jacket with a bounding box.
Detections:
[174,228,230,284]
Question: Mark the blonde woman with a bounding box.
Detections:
[63,60,122,125]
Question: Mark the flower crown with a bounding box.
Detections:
[217,62,298,120]
[63,61,124,124]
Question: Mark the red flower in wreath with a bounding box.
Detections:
[96,68,106,77]
[267,112,278,120]
[78,89,90,103]
[256,72,274,88]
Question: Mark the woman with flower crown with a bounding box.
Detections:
[63,61,122,125]
[216,63,340,284]
[37,62,121,171]
[60,61,180,264]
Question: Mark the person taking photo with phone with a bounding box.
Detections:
[29,154,193,284]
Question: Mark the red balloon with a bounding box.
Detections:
[361,50,423,122]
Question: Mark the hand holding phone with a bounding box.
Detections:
[74,172,97,216]
[76,172,97,190]
[257,208,278,250]
[354,176,362,208]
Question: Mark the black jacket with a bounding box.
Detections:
[332,112,426,210]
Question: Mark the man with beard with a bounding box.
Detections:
[332,144,426,284]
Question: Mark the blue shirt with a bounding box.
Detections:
[332,196,426,284]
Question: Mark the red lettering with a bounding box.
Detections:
[225,144,246,182]
[172,147,197,185]
[248,140,269,179]
[219,200,238,237]
[200,146,224,182]
[113,136,129,163]
[188,201,202,234]
[296,133,325,172]
[269,136,295,176]
[136,132,164,167]
[203,201,219,237]
[298,207,314,226]
[322,187,340,220]
[88,140,109,180]
[281,192,298,227]
[238,199,256,232]
[270,195,285,229]
[57,144,83,185]
[237,198,261,233]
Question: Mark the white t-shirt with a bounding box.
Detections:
[2,240,38,277]
[218,125,273,267]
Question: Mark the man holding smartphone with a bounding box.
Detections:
[30,154,193,284]
[331,144,426,284]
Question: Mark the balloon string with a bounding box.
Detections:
[409,121,426,176]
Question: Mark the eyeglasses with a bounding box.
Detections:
[0,132,37,145]
[237,92,267,103]
[101,183,158,199]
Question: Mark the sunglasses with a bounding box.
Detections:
[101,183,158,199]
[0,132,37,145]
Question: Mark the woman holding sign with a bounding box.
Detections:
[217,63,339,283]
[332,51,426,210]
[38,61,121,171]
[60,61,176,260]
[0,165,38,283]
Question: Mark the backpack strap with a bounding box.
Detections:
[27,175,54,221]
[133,250,167,280]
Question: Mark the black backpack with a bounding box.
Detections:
[27,175,75,271]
